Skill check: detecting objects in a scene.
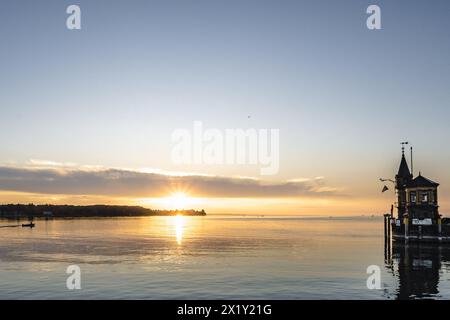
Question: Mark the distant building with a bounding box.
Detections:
[389,147,449,243]
[395,151,439,221]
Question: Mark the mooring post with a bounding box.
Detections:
[385,214,392,264]
[387,216,391,240]
[438,217,442,241]
[383,214,388,264]
[404,215,409,242]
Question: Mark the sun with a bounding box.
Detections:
[140,191,203,210]
[164,192,193,210]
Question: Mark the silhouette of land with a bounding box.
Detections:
[0,204,206,219]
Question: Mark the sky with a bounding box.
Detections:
[0,0,449,215]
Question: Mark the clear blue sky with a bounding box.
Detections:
[0,0,449,213]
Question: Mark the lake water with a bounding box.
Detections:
[1,215,450,299]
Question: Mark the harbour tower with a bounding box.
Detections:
[395,150,439,222]
[388,145,444,243]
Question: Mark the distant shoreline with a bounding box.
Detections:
[0,204,206,219]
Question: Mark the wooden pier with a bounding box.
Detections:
[384,214,450,244]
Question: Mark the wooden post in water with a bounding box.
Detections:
[384,213,392,241]
[383,213,392,265]
[383,214,388,240]
[438,216,442,241]
[388,216,391,239]
[404,214,409,242]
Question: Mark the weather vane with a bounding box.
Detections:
[401,141,409,154]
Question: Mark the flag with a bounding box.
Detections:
[382,185,389,193]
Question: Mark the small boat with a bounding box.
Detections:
[21,222,35,228]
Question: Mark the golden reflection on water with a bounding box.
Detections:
[4,216,450,299]
[174,215,185,245]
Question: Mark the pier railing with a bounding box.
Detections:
[388,217,450,242]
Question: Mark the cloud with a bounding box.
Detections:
[0,164,339,198]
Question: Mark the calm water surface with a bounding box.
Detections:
[1,216,450,299]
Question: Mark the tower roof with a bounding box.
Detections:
[407,173,439,188]
[397,153,411,178]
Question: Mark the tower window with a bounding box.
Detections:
[410,192,416,203]
[421,192,428,203]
